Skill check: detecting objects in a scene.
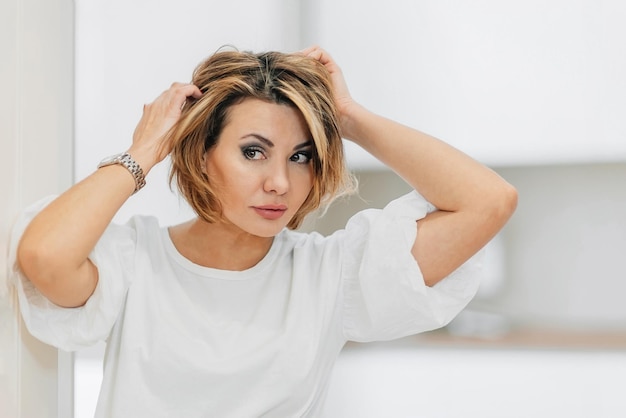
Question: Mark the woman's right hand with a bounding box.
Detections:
[128,82,203,173]
[16,82,203,308]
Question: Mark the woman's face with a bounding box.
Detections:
[204,98,314,237]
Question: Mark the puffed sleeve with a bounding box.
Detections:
[341,191,482,342]
[7,196,137,351]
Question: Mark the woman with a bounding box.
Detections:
[10,46,517,417]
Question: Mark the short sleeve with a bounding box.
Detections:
[7,196,137,351]
[341,191,482,342]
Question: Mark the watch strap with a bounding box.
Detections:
[98,152,146,194]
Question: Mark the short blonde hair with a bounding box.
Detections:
[168,49,355,229]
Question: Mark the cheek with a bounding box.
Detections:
[305,166,315,188]
[296,169,315,200]
[205,148,243,184]
[205,160,232,200]
[210,160,264,207]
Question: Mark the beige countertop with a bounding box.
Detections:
[414,327,626,350]
[343,326,626,351]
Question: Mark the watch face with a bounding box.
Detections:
[98,153,124,167]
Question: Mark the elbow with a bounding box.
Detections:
[17,237,62,288]
[489,181,518,227]
[501,182,518,219]
[17,239,46,286]
[16,234,96,308]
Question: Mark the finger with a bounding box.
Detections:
[298,45,320,56]
[170,82,203,99]
[313,49,334,66]
[179,84,203,110]
[186,84,203,99]
[301,46,336,68]
[163,83,203,112]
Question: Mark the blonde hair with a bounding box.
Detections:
[168,49,355,229]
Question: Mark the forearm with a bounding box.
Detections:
[17,163,136,305]
[341,103,513,213]
[341,103,517,284]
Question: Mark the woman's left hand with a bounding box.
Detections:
[300,46,357,134]
[302,47,517,287]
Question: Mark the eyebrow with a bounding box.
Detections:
[241,133,312,151]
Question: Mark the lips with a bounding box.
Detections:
[252,205,288,220]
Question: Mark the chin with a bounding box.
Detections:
[252,225,287,238]
[234,221,285,239]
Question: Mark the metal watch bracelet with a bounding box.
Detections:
[97,152,146,194]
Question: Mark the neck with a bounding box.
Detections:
[169,218,274,271]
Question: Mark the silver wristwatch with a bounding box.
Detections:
[97,152,146,194]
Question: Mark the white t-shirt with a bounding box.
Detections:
[9,191,482,417]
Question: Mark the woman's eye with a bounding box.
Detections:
[242,147,264,160]
[290,151,312,164]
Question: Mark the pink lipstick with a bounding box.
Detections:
[253,205,287,220]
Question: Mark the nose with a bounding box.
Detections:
[263,161,289,195]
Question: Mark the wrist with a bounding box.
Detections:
[338,101,369,142]
[125,143,164,175]
[97,152,146,194]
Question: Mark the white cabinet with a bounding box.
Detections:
[305,0,626,168]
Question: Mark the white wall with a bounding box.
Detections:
[0,0,75,417]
